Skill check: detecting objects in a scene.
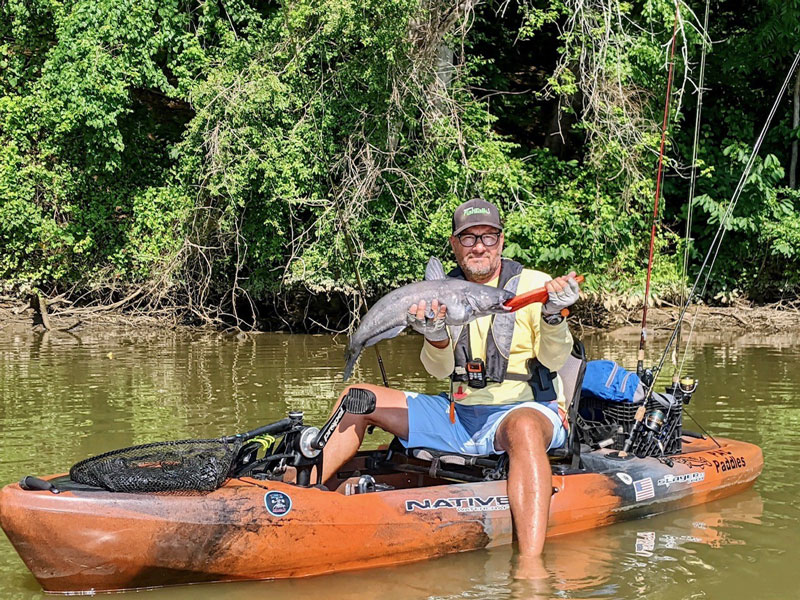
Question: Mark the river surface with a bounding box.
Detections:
[0,323,798,599]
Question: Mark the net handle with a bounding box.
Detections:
[222,417,294,444]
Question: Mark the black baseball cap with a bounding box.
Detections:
[452,199,503,236]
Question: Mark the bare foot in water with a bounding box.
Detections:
[513,553,549,580]
[511,554,552,599]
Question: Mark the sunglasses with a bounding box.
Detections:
[456,232,500,248]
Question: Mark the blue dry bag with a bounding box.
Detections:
[580,360,644,403]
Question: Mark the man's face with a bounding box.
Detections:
[450,225,504,283]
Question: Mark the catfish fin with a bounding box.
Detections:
[364,324,406,348]
[344,324,407,380]
[424,257,447,281]
[343,345,360,382]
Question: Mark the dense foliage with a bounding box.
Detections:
[1,0,798,327]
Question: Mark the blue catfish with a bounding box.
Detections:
[343,257,517,381]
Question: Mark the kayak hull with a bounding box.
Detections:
[0,436,762,594]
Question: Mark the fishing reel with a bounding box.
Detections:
[666,375,699,404]
[643,408,666,454]
[638,366,656,388]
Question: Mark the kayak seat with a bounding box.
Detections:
[410,448,483,466]
[385,438,507,482]
[549,339,587,468]
[408,448,508,481]
[385,340,587,482]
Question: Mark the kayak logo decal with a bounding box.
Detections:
[657,472,705,487]
[671,450,747,473]
[707,449,747,473]
[264,491,292,517]
[405,495,510,513]
[616,473,633,485]
[672,456,713,469]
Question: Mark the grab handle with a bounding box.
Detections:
[19,476,60,494]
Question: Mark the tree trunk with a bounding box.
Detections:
[436,44,455,90]
[791,69,799,189]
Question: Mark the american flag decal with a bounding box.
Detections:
[633,478,655,501]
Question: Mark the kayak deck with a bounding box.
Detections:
[0,434,762,594]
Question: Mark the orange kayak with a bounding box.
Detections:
[0,434,762,595]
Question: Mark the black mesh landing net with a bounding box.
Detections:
[69,438,244,493]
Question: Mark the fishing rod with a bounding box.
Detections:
[340,219,389,387]
[644,47,800,401]
[674,0,711,372]
[637,1,681,379]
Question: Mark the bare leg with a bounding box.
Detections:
[317,384,410,483]
[494,408,554,559]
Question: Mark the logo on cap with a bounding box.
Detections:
[463,207,491,217]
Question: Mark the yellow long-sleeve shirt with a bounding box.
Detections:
[420,269,573,409]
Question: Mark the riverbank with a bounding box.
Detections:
[2,292,799,336]
[572,299,800,334]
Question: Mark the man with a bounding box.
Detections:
[318,198,580,559]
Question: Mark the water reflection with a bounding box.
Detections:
[0,324,798,599]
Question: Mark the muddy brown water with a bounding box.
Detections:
[0,323,798,599]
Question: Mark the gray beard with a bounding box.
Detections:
[461,258,499,282]
[463,263,492,279]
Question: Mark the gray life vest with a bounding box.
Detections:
[449,259,529,383]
